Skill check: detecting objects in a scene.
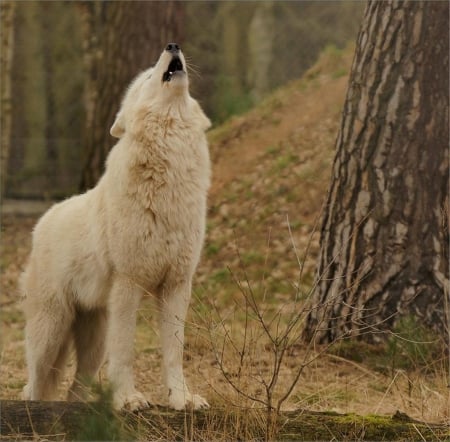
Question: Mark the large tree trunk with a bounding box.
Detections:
[78,2,184,190]
[0,1,15,198]
[303,1,449,344]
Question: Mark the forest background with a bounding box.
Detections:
[1,1,363,198]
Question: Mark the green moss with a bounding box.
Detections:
[329,339,386,365]
[241,251,265,266]
[6,380,26,390]
[205,242,221,257]
[267,279,293,297]
[265,145,281,156]
[211,268,231,285]
[0,310,25,326]
[210,76,254,123]
[332,67,348,78]
[75,386,134,441]
[387,315,443,371]
[272,153,299,173]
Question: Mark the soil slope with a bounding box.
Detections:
[196,46,352,306]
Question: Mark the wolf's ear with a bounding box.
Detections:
[191,99,211,132]
[110,112,125,138]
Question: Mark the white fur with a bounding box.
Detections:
[21,47,211,411]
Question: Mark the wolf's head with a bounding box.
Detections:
[111,43,210,138]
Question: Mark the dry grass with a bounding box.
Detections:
[1,217,448,439]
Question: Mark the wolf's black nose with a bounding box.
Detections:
[166,43,180,54]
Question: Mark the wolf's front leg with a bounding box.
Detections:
[107,277,148,411]
[159,278,209,410]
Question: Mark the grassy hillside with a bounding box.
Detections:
[195,45,353,309]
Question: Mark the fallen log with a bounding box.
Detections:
[1,400,448,441]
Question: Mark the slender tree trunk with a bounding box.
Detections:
[78,2,184,191]
[40,3,58,193]
[303,1,449,344]
[0,1,15,197]
[247,1,275,102]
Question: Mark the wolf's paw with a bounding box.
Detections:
[21,384,31,400]
[113,390,149,411]
[189,393,210,410]
[169,389,209,410]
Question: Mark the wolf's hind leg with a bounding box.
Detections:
[22,298,72,401]
[68,307,107,401]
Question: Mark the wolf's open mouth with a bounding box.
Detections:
[162,56,184,82]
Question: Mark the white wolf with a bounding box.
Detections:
[21,43,211,411]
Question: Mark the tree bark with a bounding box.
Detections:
[303,1,449,344]
[78,2,184,191]
[0,1,15,198]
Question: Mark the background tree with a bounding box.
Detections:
[303,0,449,345]
[4,1,363,198]
[8,2,84,198]
[78,1,184,190]
[0,1,15,198]
[184,1,364,122]
[40,3,58,192]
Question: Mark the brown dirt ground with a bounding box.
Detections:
[1,47,448,425]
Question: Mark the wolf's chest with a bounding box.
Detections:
[128,143,209,209]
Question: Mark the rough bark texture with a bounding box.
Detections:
[78,2,184,190]
[0,1,15,197]
[1,400,448,441]
[304,1,449,344]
